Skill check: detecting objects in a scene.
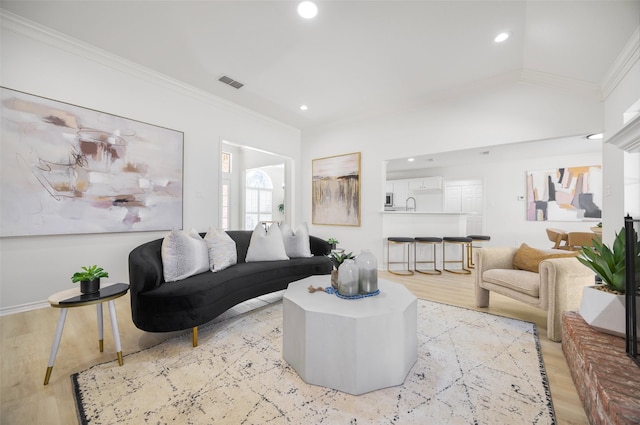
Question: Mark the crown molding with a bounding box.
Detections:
[0,10,299,134]
[606,114,640,153]
[519,69,602,100]
[601,27,640,100]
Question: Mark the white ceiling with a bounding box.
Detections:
[2,0,639,132]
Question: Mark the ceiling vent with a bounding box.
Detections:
[218,75,244,89]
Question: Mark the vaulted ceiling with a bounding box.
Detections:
[2,1,639,131]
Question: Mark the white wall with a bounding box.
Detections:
[302,80,604,263]
[0,15,301,312]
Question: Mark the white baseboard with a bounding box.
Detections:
[0,301,49,316]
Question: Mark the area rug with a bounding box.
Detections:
[72,299,555,424]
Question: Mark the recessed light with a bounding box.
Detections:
[407,158,415,162]
[298,1,318,19]
[586,133,603,140]
[494,32,510,43]
[300,105,308,111]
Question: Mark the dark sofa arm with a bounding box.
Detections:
[310,235,331,256]
[128,239,165,296]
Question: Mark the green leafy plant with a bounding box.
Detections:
[71,265,109,283]
[577,228,640,294]
[329,251,354,270]
[327,238,339,246]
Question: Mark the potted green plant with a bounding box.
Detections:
[328,251,354,288]
[72,265,109,294]
[576,228,640,336]
[327,238,339,250]
[577,228,640,294]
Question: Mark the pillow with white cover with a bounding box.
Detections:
[204,227,237,272]
[245,223,289,262]
[280,222,313,258]
[161,228,210,282]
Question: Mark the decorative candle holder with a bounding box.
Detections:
[356,249,378,294]
[338,259,359,297]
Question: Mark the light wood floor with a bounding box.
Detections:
[1,270,588,424]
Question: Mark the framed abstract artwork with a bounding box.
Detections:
[312,152,361,226]
[1,87,184,237]
[526,165,602,221]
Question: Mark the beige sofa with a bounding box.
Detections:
[474,246,595,342]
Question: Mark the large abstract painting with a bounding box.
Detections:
[526,165,602,221]
[312,152,360,226]
[1,87,184,237]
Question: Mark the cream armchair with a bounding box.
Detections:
[474,246,595,342]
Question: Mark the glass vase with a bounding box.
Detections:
[338,259,359,296]
[356,249,378,294]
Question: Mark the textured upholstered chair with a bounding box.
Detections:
[474,245,595,342]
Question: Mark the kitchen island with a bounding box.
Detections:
[382,211,468,271]
[382,211,467,237]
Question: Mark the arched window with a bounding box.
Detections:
[245,169,273,229]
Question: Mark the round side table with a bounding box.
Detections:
[43,282,129,385]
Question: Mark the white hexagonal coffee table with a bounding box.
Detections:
[283,276,417,395]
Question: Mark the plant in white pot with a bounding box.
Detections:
[71,265,109,295]
[576,228,640,337]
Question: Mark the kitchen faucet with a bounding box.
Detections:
[406,197,416,211]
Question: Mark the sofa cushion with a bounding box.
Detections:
[245,223,289,262]
[204,227,237,272]
[513,243,577,272]
[161,229,209,282]
[280,222,313,258]
[483,269,541,298]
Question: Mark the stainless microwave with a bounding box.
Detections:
[385,193,393,207]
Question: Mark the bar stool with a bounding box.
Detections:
[466,235,491,268]
[442,236,472,274]
[387,237,415,275]
[414,237,442,275]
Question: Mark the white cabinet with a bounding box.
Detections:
[409,176,442,192]
[393,181,409,207]
[447,183,482,213]
[461,184,482,213]
[385,182,394,194]
[444,186,462,213]
[387,176,443,209]
[445,180,484,234]
[384,180,410,207]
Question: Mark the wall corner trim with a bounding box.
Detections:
[606,114,640,153]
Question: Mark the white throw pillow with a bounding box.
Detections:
[245,223,289,262]
[280,222,313,258]
[161,228,209,282]
[204,227,237,272]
